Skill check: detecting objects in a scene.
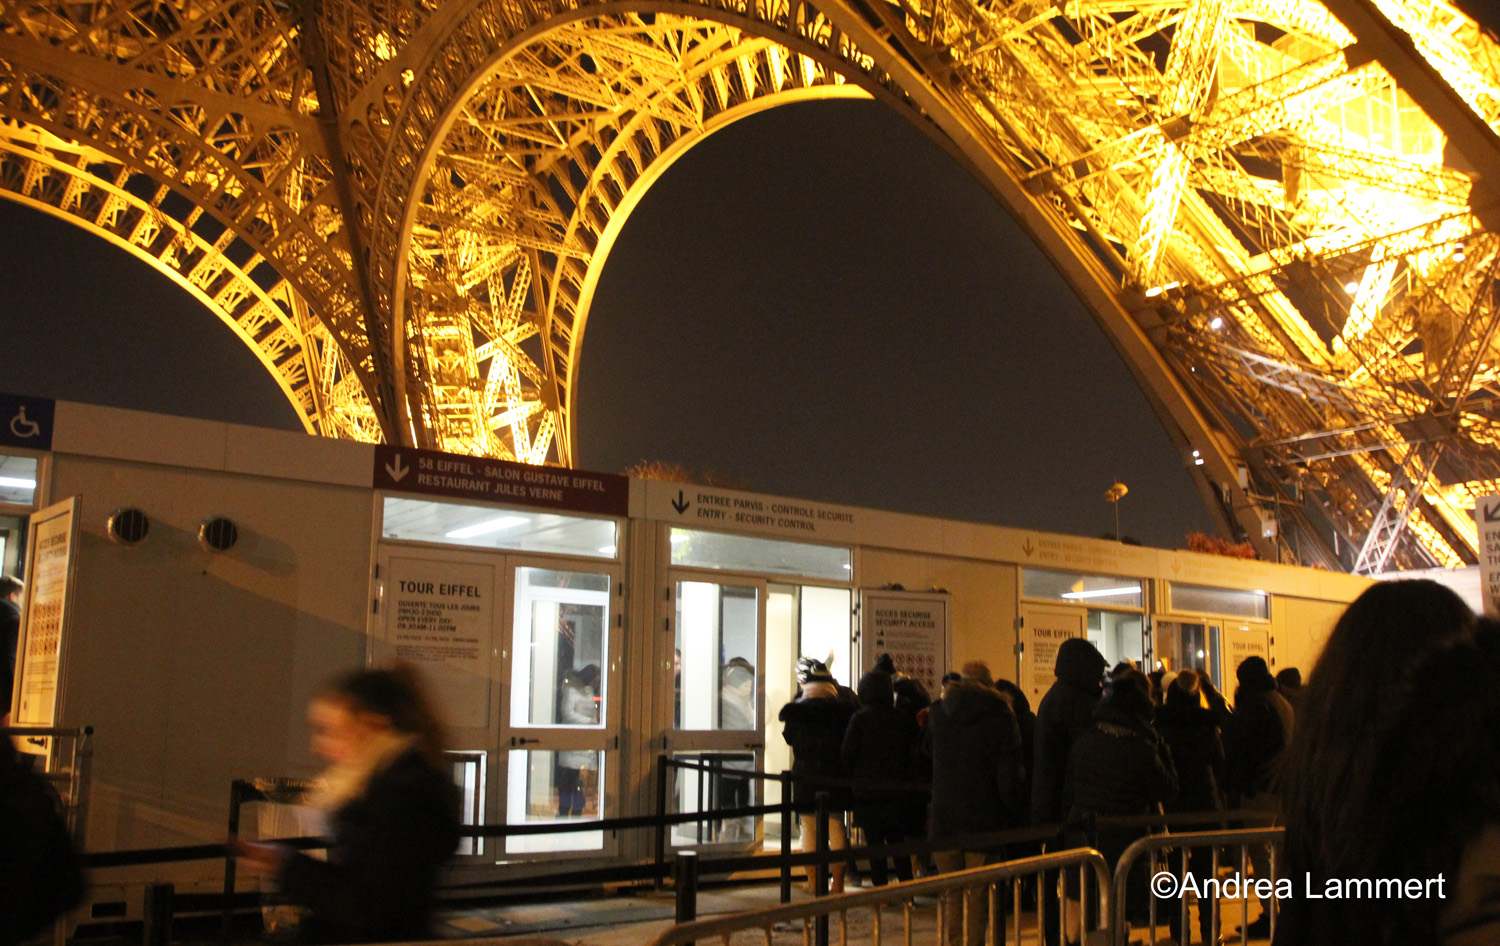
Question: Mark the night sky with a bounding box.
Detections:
[0,98,1215,549]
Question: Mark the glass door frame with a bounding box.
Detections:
[662,568,769,849]
[498,554,624,860]
[371,541,624,863]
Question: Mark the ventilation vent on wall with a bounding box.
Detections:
[199,517,239,552]
[107,508,150,546]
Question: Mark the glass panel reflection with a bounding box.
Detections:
[675,581,759,732]
[504,750,604,854]
[511,568,609,729]
[670,751,757,846]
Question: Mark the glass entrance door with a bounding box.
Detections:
[502,562,620,856]
[666,576,766,847]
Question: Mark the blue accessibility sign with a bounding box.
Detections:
[0,392,55,451]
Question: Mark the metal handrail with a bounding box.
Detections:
[1111,826,1285,946]
[647,847,1112,946]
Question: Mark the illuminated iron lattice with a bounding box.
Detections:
[1,0,1498,572]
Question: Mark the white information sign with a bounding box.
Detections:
[12,497,80,756]
[1480,493,1500,616]
[1224,627,1269,682]
[859,591,949,699]
[1017,605,1086,710]
[382,556,495,728]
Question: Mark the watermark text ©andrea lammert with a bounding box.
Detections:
[1151,872,1447,901]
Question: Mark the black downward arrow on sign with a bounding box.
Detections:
[671,490,690,514]
[1486,502,1500,523]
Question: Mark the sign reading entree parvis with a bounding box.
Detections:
[374,445,629,516]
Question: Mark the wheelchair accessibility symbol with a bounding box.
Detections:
[10,405,41,440]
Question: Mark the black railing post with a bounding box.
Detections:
[674,850,699,934]
[222,780,246,938]
[779,771,793,904]
[143,883,173,946]
[655,754,670,891]
[815,790,831,946]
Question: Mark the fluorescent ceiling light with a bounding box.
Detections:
[598,545,617,555]
[0,476,36,489]
[446,515,525,539]
[670,532,689,544]
[1060,586,1141,600]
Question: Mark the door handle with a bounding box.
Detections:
[744,742,764,750]
[512,737,539,746]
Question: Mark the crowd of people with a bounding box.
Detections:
[777,641,1301,945]
[8,579,1500,944]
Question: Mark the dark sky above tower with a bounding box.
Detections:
[0,98,1215,548]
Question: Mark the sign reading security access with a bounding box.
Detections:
[374,444,628,516]
[646,480,861,543]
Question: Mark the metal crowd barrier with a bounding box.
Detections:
[1111,826,1285,946]
[647,847,1112,946]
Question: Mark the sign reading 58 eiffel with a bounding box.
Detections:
[1480,494,1500,617]
[373,445,629,517]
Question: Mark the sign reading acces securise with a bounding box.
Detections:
[373,445,628,517]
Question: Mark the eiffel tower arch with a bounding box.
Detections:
[2,1,1498,572]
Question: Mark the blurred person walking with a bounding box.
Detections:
[235,665,461,943]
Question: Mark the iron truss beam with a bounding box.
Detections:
[0,0,1498,571]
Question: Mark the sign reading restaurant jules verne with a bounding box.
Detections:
[373,445,629,516]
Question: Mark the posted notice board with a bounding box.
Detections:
[12,497,80,756]
[858,590,949,700]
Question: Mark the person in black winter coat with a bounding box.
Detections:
[842,670,919,885]
[236,667,461,944]
[0,732,83,946]
[1223,655,1294,939]
[1063,668,1177,929]
[1033,638,1107,946]
[780,661,858,893]
[926,662,1024,946]
[1155,669,1226,945]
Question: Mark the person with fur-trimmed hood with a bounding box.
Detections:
[780,659,857,893]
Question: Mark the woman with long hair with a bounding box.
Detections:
[236,664,461,943]
[1276,580,1499,946]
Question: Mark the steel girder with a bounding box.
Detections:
[0,0,1498,570]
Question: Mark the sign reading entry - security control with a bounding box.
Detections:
[647,480,862,543]
[0,392,54,451]
[373,444,628,516]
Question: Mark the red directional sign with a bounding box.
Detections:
[373,445,629,517]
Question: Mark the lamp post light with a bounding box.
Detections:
[1104,481,1128,540]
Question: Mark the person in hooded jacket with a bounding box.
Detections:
[780,660,857,893]
[842,669,919,885]
[1223,655,1294,939]
[925,661,1024,946]
[1155,669,1226,945]
[1033,638,1107,946]
[1063,667,1177,931]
